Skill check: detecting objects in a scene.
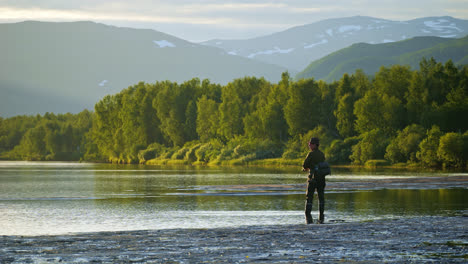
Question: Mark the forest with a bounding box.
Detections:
[1,58,467,169]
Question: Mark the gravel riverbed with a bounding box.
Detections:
[1,216,467,263]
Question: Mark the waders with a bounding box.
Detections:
[305,177,325,224]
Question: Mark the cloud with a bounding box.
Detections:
[1,0,467,41]
[0,6,229,24]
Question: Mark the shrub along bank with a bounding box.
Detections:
[1,58,467,169]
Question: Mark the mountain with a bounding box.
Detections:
[201,16,468,72]
[295,35,468,82]
[0,21,287,117]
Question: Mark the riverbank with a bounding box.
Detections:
[140,157,468,172]
[2,157,466,172]
[1,216,466,263]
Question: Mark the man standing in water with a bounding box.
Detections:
[302,137,326,224]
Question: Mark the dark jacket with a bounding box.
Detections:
[303,149,325,178]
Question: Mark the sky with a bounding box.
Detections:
[1,0,468,42]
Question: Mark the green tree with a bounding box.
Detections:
[282,125,335,159]
[350,129,389,165]
[334,93,356,138]
[0,115,36,153]
[384,124,426,163]
[374,65,412,101]
[16,125,47,160]
[196,95,219,142]
[218,77,264,140]
[243,77,288,142]
[416,126,443,168]
[352,69,371,97]
[326,137,359,164]
[335,73,353,100]
[91,93,124,160]
[218,91,243,139]
[437,132,467,168]
[354,90,405,134]
[436,83,468,132]
[317,80,338,134]
[153,80,198,146]
[332,69,370,138]
[406,70,430,125]
[284,78,321,136]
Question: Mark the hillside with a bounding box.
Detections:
[295,35,468,82]
[201,16,468,72]
[0,21,287,117]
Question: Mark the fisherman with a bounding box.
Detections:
[302,137,326,224]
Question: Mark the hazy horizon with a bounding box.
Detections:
[1,0,468,42]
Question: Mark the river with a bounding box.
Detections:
[0,161,466,236]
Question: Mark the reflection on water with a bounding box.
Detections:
[0,162,466,235]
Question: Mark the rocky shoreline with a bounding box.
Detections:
[1,216,467,263]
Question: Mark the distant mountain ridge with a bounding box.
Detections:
[201,16,468,72]
[0,21,287,117]
[295,35,468,82]
[3,16,468,117]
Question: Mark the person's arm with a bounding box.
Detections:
[302,152,312,172]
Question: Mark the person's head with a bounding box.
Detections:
[308,137,320,150]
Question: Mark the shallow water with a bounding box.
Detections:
[0,161,466,235]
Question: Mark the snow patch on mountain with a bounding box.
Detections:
[98,80,108,87]
[440,34,457,38]
[424,20,463,32]
[200,16,468,73]
[304,39,328,49]
[339,25,362,33]
[248,47,295,58]
[153,40,176,48]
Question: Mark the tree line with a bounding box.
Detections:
[1,58,467,169]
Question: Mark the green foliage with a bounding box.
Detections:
[1,59,466,168]
[365,159,391,167]
[437,132,467,168]
[385,124,426,164]
[284,78,321,135]
[196,95,219,142]
[417,126,444,168]
[184,143,202,163]
[350,129,390,165]
[0,115,37,153]
[1,111,92,161]
[335,93,356,138]
[138,143,166,163]
[354,89,405,134]
[171,146,190,160]
[243,77,289,142]
[374,65,412,100]
[281,135,304,160]
[195,139,223,163]
[436,83,468,132]
[295,35,467,82]
[218,77,265,140]
[407,59,468,131]
[326,137,359,164]
[282,126,335,160]
[153,80,198,146]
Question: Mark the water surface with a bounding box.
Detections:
[0,161,466,235]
